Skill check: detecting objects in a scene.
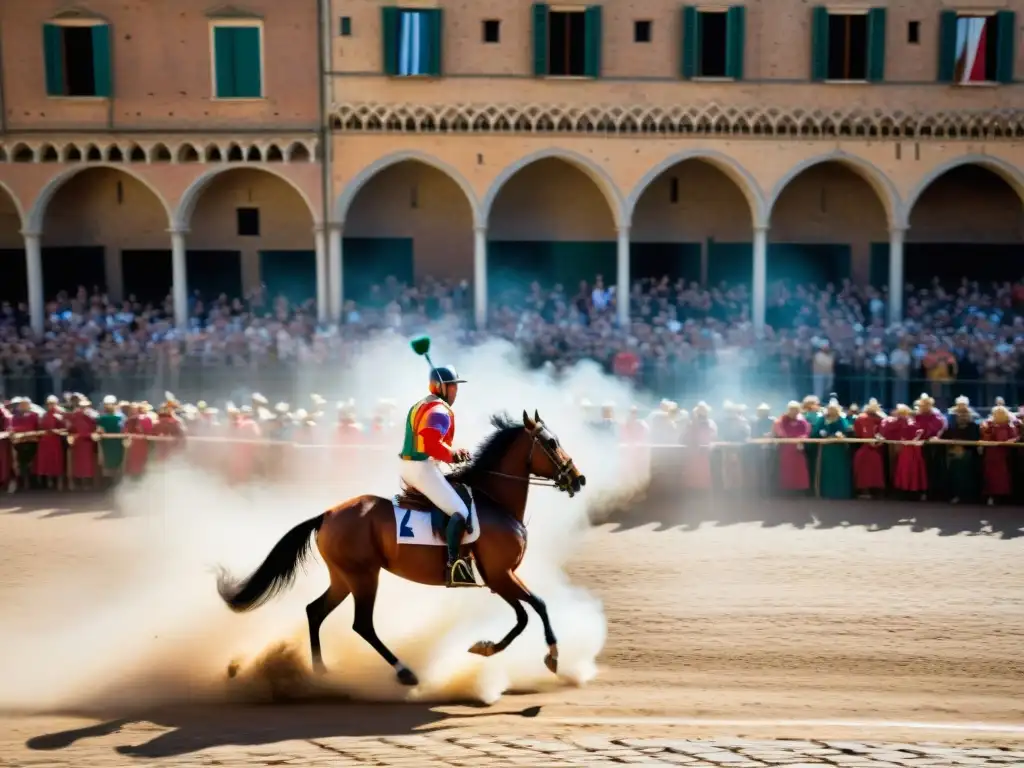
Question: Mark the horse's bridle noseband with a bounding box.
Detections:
[479,419,584,496]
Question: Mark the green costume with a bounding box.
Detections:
[96,411,125,473]
[811,414,853,499]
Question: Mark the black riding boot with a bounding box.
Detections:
[445,514,473,587]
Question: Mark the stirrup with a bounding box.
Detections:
[446,558,475,588]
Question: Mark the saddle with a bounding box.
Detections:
[395,481,475,539]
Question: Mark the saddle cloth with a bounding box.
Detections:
[391,494,481,547]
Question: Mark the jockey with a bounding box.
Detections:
[398,363,474,588]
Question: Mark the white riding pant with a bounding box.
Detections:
[399,459,469,520]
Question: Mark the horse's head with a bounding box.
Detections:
[522,409,586,497]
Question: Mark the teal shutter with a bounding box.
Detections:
[996,10,1016,83]
[725,6,745,79]
[681,6,698,79]
[43,23,64,96]
[91,24,112,97]
[937,10,958,82]
[532,4,549,76]
[866,8,886,82]
[810,6,829,81]
[382,6,398,75]
[584,5,602,78]
[232,27,262,97]
[213,26,236,97]
[427,8,443,76]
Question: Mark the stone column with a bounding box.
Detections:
[616,225,630,326]
[752,226,768,336]
[314,224,328,324]
[473,224,487,328]
[170,229,188,329]
[22,231,44,337]
[328,223,343,322]
[888,226,905,324]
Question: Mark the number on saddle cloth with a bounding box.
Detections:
[392,484,478,547]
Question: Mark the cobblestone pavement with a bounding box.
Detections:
[7,728,1024,768]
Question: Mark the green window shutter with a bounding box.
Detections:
[810,6,829,81]
[91,24,112,97]
[382,6,399,75]
[42,23,64,96]
[213,26,236,97]
[427,8,443,76]
[584,5,602,78]
[232,27,262,97]
[996,10,1016,83]
[681,6,698,79]
[937,10,958,82]
[532,4,549,76]
[866,8,886,82]
[726,6,745,79]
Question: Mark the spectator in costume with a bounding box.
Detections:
[811,399,852,500]
[980,405,1017,505]
[852,398,886,498]
[944,396,981,505]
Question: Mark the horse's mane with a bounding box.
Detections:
[447,412,523,484]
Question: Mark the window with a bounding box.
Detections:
[381,7,443,76]
[42,22,112,97]
[237,208,260,237]
[634,20,652,43]
[907,20,920,44]
[681,6,745,80]
[483,19,500,43]
[938,11,1016,84]
[212,23,263,98]
[810,7,886,82]
[340,16,352,36]
[532,4,602,78]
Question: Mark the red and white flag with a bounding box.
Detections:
[954,16,990,84]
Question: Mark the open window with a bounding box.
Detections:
[42,18,112,97]
[938,10,1016,84]
[811,7,887,82]
[381,7,443,76]
[681,6,745,80]
[532,4,602,78]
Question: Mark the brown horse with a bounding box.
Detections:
[216,410,585,687]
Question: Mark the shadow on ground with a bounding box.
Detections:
[24,701,542,758]
[591,475,1024,540]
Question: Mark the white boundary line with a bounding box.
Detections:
[548,716,1024,734]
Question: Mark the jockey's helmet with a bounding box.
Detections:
[429,365,466,403]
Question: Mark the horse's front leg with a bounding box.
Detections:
[468,572,558,675]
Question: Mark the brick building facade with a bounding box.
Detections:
[1,0,1022,333]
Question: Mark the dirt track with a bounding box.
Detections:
[1,493,1024,766]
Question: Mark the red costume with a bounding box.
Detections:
[981,419,1017,498]
[0,404,12,487]
[773,413,811,491]
[153,413,187,461]
[881,415,927,492]
[852,412,886,491]
[682,416,716,490]
[123,413,154,477]
[68,409,100,479]
[36,408,66,478]
[227,415,261,484]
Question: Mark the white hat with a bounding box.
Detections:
[103,395,117,406]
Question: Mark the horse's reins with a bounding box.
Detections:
[477,421,578,495]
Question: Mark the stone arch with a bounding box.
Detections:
[0,180,26,231]
[481,147,626,228]
[334,150,480,226]
[27,164,173,233]
[63,143,83,162]
[905,155,1024,216]
[177,143,200,163]
[626,149,767,227]
[175,166,318,230]
[766,151,901,228]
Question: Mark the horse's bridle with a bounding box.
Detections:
[485,419,584,497]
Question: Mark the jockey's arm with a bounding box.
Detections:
[418,406,455,463]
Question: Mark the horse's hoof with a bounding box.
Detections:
[469,641,497,657]
[226,660,240,679]
[312,660,327,676]
[544,653,558,675]
[396,666,419,686]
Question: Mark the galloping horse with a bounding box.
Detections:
[216,410,585,686]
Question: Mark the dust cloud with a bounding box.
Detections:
[0,332,644,714]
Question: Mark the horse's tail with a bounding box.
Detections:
[216,512,326,612]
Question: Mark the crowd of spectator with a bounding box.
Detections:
[2,273,1024,410]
